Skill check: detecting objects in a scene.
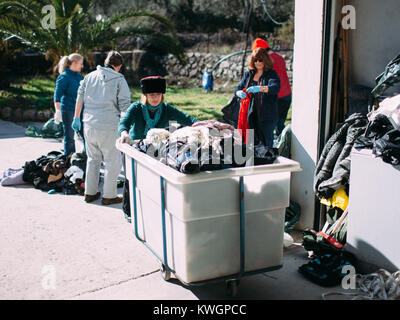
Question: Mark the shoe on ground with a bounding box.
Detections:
[102,195,123,205]
[85,191,101,203]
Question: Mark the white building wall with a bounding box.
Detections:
[348,0,400,95]
[290,0,326,229]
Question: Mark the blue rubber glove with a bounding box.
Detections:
[71,118,81,132]
[246,86,261,93]
[236,90,247,99]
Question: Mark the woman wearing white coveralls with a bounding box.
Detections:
[72,51,131,205]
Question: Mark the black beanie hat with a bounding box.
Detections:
[140,76,166,94]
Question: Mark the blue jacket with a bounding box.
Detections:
[235,69,281,124]
[54,67,83,111]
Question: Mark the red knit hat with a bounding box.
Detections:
[252,38,269,50]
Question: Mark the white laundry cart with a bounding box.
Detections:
[117,140,301,296]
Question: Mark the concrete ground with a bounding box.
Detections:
[0,120,353,300]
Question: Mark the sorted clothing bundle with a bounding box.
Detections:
[133,120,279,174]
[22,151,69,191]
[18,151,87,195]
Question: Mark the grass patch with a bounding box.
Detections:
[0,75,55,110]
[1,75,292,125]
[164,86,233,120]
[119,83,234,121]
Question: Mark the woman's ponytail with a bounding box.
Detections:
[57,53,83,74]
[57,56,69,74]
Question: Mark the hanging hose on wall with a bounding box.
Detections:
[202,50,253,93]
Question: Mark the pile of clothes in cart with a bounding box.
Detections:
[133,119,280,173]
[0,151,87,195]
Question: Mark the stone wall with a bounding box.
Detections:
[164,50,293,84]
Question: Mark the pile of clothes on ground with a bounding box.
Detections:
[1,151,87,195]
[133,119,280,174]
[300,112,371,287]
[299,93,400,287]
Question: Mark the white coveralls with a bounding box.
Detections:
[76,65,131,198]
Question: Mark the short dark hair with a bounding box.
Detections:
[105,50,123,67]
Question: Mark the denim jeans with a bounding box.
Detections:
[61,109,75,156]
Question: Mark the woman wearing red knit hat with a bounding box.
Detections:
[235,45,281,147]
[252,37,292,136]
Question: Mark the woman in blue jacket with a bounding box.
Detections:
[54,53,84,156]
[235,47,281,147]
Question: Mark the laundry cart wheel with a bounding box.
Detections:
[226,279,240,297]
[160,263,172,281]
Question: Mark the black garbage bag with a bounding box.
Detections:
[221,95,241,128]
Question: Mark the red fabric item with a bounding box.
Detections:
[237,89,252,144]
[252,38,269,50]
[317,232,344,249]
[269,52,292,98]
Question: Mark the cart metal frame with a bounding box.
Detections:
[130,158,282,296]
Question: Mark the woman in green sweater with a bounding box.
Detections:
[118,76,197,142]
[118,76,197,222]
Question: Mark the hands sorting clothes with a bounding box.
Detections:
[71,118,81,132]
[236,90,247,99]
[246,86,261,93]
[236,86,262,99]
[119,130,131,144]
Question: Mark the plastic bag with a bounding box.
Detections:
[41,118,63,138]
[25,118,63,139]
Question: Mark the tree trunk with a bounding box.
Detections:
[241,0,253,78]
